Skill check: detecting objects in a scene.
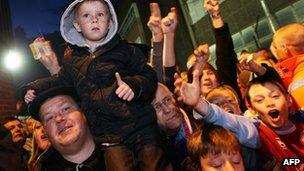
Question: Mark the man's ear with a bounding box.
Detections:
[73,20,82,32]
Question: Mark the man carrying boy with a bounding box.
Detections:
[24,0,171,170]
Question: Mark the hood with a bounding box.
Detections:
[60,0,118,51]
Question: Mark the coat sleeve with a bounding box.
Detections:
[121,44,158,102]
[193,100,261,149]
[21,66,74,99]
[123,64,158,102]
[214,23,239,88]
[150,41,164,83]
[164,66,177,93]
[214,23,247,111]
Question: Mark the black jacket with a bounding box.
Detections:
[38,147,105,171]
[24,34,158,145]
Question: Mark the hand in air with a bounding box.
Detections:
[161,7,178,34]
[203,0,220,14]
[174,70,201,107]
[32,37,60,75]
[147,3,163,41]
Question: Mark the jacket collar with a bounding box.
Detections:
[39,146,101,170]
[68,33,122,57]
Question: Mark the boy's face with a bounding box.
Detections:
[199,150,244,171]
[73,1,110,46]
[201,69,218,96]
[248,82,291,129]
[207,89,241,115]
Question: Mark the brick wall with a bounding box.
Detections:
[0,69,16,117]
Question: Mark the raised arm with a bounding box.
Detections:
[30,37,61,76]
[174,69,260,149]
[204,0,245,110]
[147,3,164,82]
[203,0,223,28]
[161,7,179,91]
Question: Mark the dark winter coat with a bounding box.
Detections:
[37,146,105,171]
[24,34,159,145]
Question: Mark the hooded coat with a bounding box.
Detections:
[24,0,159,145]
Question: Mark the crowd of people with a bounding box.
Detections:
[1,0,303,170]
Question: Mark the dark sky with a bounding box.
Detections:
[9,0,69,38]
[8,0,70,95]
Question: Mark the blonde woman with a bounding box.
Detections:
[27,121,50,171]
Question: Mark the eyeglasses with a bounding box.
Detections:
[153,96,174,112]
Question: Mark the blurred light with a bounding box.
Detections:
[3,50,22,70]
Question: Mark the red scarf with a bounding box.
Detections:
[257,123,302,171]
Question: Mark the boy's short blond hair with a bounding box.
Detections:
[74,0,110,19]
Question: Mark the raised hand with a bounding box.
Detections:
[239,53,266,76]
[174,70,201,107]
[32,37,60,75]
[191,44,210,73]
[203,0,220,15]
[147,3,163,42]
[194,44,210,64]
[24,89,36,104]
[161,7,178,35]
[115,72,135,101]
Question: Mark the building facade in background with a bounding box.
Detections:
[116,0,304,70]
[0,0,17,116]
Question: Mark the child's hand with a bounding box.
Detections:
[161,7,178,35]
[174,70,201,107]
[33,37,60,75]
[194,44,210,64]
[115,72,134,101]
[191,44,210,72]
[24,89,36,104]
[239,54,266,76]
[147,3,163,42]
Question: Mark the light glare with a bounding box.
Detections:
[4,50,22,70]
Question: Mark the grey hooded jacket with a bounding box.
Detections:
[24,0,160,145]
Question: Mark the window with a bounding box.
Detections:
[293,0,304,22]
[275,6,297,26]
[232,33,243,48]
[256,19,271,38]
[241,26,254,44]
[186,0,207,24]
